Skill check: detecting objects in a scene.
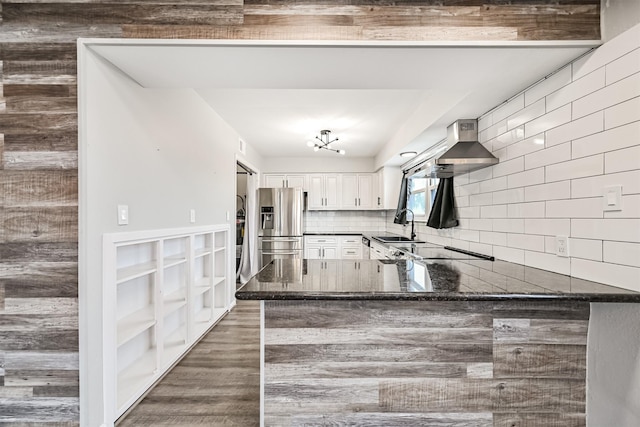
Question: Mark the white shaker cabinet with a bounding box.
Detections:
[263,174,307,189]
[308,174,340,210]
[305,235,339,259]
[341,174,374,209]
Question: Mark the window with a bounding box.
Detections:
[406,173,438,222]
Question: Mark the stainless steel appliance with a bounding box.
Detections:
[258,187,304,268]
[361,236,370,259]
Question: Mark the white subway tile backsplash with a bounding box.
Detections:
[571,258,640,291]
[469,193,493,207]
[525,250,571,275]
[525,66,572,107]
[524,104,572,138]
[481,119,508,142]
[493,245,525,265]
[457,182,480,197]
[478,113,493,132]
[493,188,525,205]
[545,154,603,183]
[544,235,556,254]
[545,111,604,147]
[507,233,544,252]
[569,238,603,261]
[468,242,493,257]
[480,231,507,246]
[507,98,545,130]
[489,126,525,150]
[507,167,545,189]
[507,202,545,218]
[572,24,640,80]
[572,170,640,198]
[481,204,507,219]
[572,121,640,159]
[605,96,640,129]
[479,176,508,193]
[468,166,494,184]
[572,218,640,243]
[493,219,525,233]
[606,48,640,85]
[524,181,570,203]
[525,142,571,170]
[468,218,493,231]
[456,195,469,208]
[493,94,525,123]
[573,72,640,119]
[605,144,640,175]
[603,241,640,267]
[456,229,480,243]
[492,157,524,177]
[546,198,603,218]
[547,67,606,112]
[524,218,570,236]
[505,135,545,161]
[458,206,480,219]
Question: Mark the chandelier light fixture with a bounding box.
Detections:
[307,130,345,155]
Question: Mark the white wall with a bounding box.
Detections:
[411,23,640,292]
[263,156,374,173]
[79,46,258,426]
[602,0,640,41]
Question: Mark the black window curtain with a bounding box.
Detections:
[427,177,458,229]
[394,172,409,224]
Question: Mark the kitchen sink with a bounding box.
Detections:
[373,236,424,243]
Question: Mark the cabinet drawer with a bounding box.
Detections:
[339,235,361,246]
[305,236,338,245]
[341,246,362,259]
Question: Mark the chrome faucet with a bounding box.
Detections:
[396,208,416,241]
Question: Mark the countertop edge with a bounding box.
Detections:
[235,291,640,303]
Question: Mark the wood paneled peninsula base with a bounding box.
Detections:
[237,259,640,426]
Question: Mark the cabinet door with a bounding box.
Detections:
[341,174,358,209]
[357,174,374,209]
[308,175,325,209]
[324,175,341,209]
[264,174,286,188]
[305,245,323,259]
[286,175,306,190]
[322,246,339,259]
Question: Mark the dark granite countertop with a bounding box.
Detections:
[236,258,640,302]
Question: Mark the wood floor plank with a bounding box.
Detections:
[117,300,260,427]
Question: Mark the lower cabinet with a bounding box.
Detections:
[305,235,363,259]
[103,225,232,423]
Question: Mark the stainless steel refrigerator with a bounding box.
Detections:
[257,187,304,268]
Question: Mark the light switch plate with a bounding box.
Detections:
[117,205,129,225]
[190,209,196,223]
[602,185,622,211]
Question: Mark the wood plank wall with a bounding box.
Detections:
[0,1,599,424]
[264,300,590,426]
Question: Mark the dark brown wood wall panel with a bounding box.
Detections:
[0,1,599,424]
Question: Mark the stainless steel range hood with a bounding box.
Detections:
[434,119,498,178]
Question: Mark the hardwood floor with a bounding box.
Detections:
[118,300,260,426]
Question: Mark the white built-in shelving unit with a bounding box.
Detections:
[103,225,232,422]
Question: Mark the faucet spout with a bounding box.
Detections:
[396,208,416,241]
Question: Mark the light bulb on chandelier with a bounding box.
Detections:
[308,130,345,155]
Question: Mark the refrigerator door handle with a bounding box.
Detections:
[262,239,301,243]
[262,252,299,256]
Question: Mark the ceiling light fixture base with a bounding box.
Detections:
[308,129,345,155]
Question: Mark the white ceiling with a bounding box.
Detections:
[87,40,597,166]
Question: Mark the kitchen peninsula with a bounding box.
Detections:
[236,253,640,426]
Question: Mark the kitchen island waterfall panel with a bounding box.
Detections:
[262,299,588,426]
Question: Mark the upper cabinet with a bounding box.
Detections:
[341,174,374,209]
[377,166,402,210]
[308,174,340,210]
[263,174,307,190]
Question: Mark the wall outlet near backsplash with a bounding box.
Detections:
[556,236,569,257]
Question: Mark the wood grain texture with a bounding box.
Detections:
[263,300,589,424]
[117,300,260,426]
[0,1,600,423]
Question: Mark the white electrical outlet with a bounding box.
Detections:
[190,209,196,223]
[556,236,569,257]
